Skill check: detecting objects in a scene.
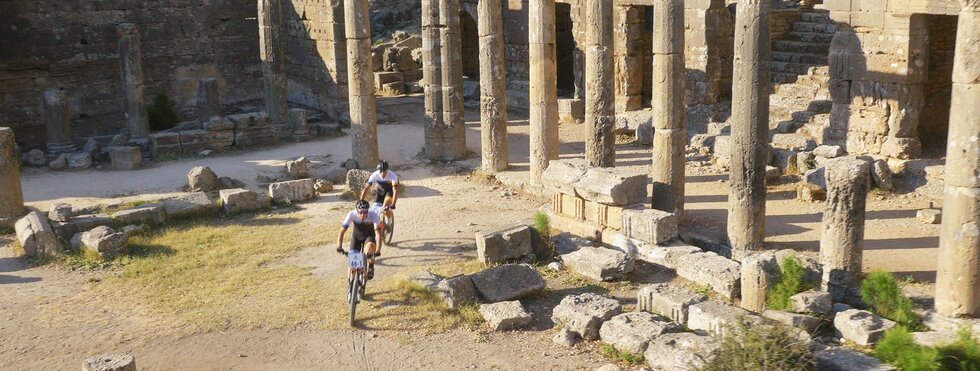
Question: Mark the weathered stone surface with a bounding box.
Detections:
[437,275,478,309]
[644,332,719,371]
[314,179,334,193]
[346,169,372,192]
[911,331,961,348]
[599,312,683,354]
[82,353,136,371]
[15,211,60,258]
[470,264,546,303]
[476,224,533,265]
[552,232,596,255]
[814,347,896,371]
[562,246,634,282]
[187,166,219,192]
[24,149,46,166]
[813,145,844,158]
[834,309,897,346]
[48,203,72,222]
[635,122,653,145]
[553,327,578,347]
[687,300,765,337]
[916,209,942,224]
[820,158,871,302]
[67,153,93,169]
[109,146,141,170]
[479,301,532,331]
[637,241,701,269]
[740,251,779,312]
[621,208,678,244]
[791,290,833,315]
[111,205,166,226]
[1,130,25,219]
[51,215,113,243]
[637,283,707,324]
[541,159,590,195]
[676,252,741,300]
[573,168,647,206]
[49,154,67,170]
[219,188,261,213]
[161,192,218,220]
[268,179,316,203]
[551,293,622,340]
[80,226,128,258]
[285,157,309,179]
[763,310,822,333]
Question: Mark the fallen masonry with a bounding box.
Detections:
[834,309,897,346]
[636,283,706,324]
[476,224,533,265]
[561,245,634,282]
[551,293,622,340]
[469,264,545,303]
[599,311,683,354]
[479,301,532,331]
[643,332,718,371]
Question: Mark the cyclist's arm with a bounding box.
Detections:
[391,183,399,206]
[337,226,348,251]
[359,182,372,201]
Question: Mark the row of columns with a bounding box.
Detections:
[422,0,467,162]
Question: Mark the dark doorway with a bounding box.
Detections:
[555,3,576,97]
[461,10,480,79]
[920,14,957,156]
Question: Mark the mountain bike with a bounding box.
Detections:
[382,206,395,245]
[340,249,367,326]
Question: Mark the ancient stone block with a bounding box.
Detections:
[219,188,261,213]
[621,208,678,244]
[187,166,219,192]
[470,264,546,303]
[636,241,701,270]
[15,211,60,258]
[110,146,142,170]
[541,159,590,195]
[740,251,779,312]
[161,192,219,220]
[643,333,719,371]
[636,283,706,324]
[268,179,316,203]
[479,301,532,331]
[834,309,896,346]
[687,300,765,337]
[562,246,634,282]
[814,347,896,371]
[80,226,128,258]
[179,130,210,153]
[573,167,647,206]
[599,312,683,355]
[476,224,533,265]
[917,209,941,224]
[150,132,181,157]
[437,275,478,309]
[676,252,741,300]
[791,290,833,315]
[82,353,137,371]
[67,153,93,169]
[111,205,167,226]
[552,192,586,220]
[763,310,822,333]
[48,203,72,223]
[552,293,622,340]
[345,169,372,193]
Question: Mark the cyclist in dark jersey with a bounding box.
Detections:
[336,200,383,279]
[360,160,398,256]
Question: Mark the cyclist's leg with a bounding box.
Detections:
[364,240,377,279]
[383,196,394,219]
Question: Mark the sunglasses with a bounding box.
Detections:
[356,209,369,214]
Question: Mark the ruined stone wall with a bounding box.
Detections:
[0,0,262,146]
[282,0,348,119]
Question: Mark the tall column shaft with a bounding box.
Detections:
[0,128,24,221]
[529,0,560,185]
[42,89,77,155]
[117,24,149,139]
[344,0,379,168]
[584,0,615,167]
[259,0,289,129]
[936,1,980,318]
[650,0,686,215]
[727,0,771,260]
[820,158,871,302]
[439,0,467,160]
[422,0,446,159]
[478,0,509,173]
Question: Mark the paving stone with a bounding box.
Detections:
[479,301,532,331]
[437,275,478,309]
[636,283,707,324]
[687,300,766,337]
[470,264,545,303]
[621,208,678,244]
[791,290,833,315]
[476,224,533,265]
[268,179,316,203]
[599,312,684,354]
[643,333,719,371]
[676,252,741,300]
[161,192,218,220]
[562,246,634,282]
[834,309,897,346]
[111,205,167,226]
[551,293,622,340]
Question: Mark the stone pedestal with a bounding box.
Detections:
[259,0,288,129]
[528,0,560,185]
[345,0,379,168]
[0,128,24,224]
[196,78,221,122]
[935,2,980,318]
[727,0,771,261]
[117,24,149,140]
[42,89,77,155]
[478,0,508,173]
[820,158,870,302]
[650,0,686,215]
[584,0,615,167]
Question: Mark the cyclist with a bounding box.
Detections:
[336,200,383,279]
[360,160,399,255]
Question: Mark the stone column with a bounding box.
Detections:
[439,0,467,160]
[422,0,446,159]
[258,0,289,130]
[117,24,149,140]
[528,0,560,185]
[584,0,615,167]
[345,0,379,168]
[935,0,980,318]
[650,0,686,215]
[478,0,509,173]
[0,128,24,223]
[42,89,77,155]
[820,158,870,302]
[196,78,221,122]
[727,0,771,261]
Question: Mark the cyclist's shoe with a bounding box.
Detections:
[375,249,381,257]
[367,263,376,280]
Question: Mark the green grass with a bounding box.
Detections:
[531,211,555,260]
[767,256,817,311]
[874,327,980,371]
[692,283,714,297]
[0,225,14,235]
[600,343,645,365]
[702,323,814,371]
[861,271,921,329]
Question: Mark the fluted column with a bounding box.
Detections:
[478,0,509,173]
[439,0,468,160]
[584,0,615,167]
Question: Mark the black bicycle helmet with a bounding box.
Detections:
[377,160,389,172]
[355,200,370,211]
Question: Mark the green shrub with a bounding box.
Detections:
[861,271,920,329]
[600,343,644,365]
[148,93,179,131]
[767,256,816,311]
[874,327,980,371]
[532,211,550,238]
[702,322,814,371]
[530,211,554,260]
[936,328,980,371]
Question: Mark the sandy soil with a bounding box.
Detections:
[0,95,942,368]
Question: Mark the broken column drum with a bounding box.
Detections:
[478,0,509,173]
[935,0,980,318]
[345,0,380,167]
[820,158,870,302]
[584,0,615,167]
[528,0,560,185]
[438,0,467,160]
[727,0,771,261]
[42,89,77,155]
[117,24,149,140]
[0,128,25,221]
[259,0,289,129]
[650,0,686,215]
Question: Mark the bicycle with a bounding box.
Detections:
[340,249,368,326]
[382,206,395,245]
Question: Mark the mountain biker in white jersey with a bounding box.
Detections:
[360,160,398,255]
[336,200,383,279]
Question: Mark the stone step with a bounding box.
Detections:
[771,61,819,76]
[775,82,821,98]
[792,21,838,34]
[800,11,832,23]
[771,51,829,65]
[791,110,819,123]
[771,72,802,84]
[773,40,830,55]
[784,31,834,44]
[771,133,817,151]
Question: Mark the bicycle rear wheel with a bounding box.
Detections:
[349,274,360,327]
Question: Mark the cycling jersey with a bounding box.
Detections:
[367,170,399,204]
[342,210,381,251]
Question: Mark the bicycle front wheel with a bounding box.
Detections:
[349,275,360,327]
[385,214,395,244]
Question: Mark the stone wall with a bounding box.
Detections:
[282,0,349,118]
[0,0,263,146]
